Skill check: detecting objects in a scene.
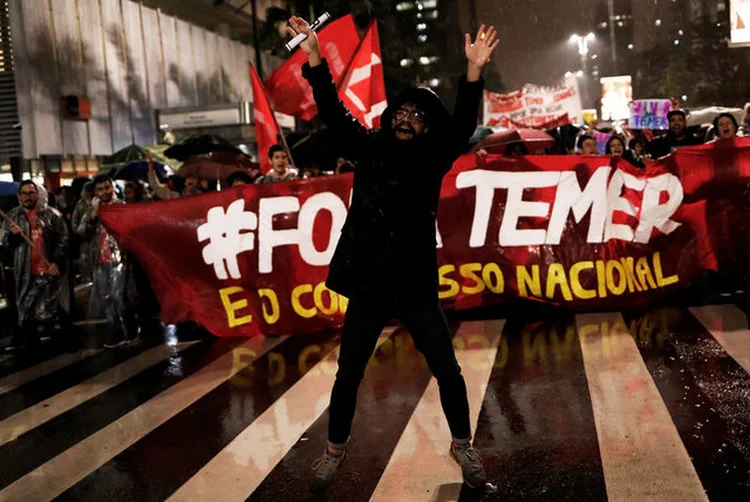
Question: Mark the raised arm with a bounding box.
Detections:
[451,25,499,154]
[288,16,370,153]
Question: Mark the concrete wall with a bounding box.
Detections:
[9,0,274,159]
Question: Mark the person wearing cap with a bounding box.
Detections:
[289,15,498,493]
[646,109,702,159]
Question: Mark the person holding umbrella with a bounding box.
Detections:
[147,153,202,200]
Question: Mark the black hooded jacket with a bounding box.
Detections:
[302,59,484,300]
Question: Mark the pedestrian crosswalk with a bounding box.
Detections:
[0,304,749,501]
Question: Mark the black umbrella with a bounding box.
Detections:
[164,134,245,161]
[102,144,150,165]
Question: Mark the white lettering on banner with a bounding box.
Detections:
[196,168,685,280]
[605,170,646,242]
[634,173,683,243]
[456,167,683,248]
[546,168,610,245]
[197,200,258,280]
[258,197,301,274]
[297,193,348,265]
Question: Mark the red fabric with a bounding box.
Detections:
[251,63,280,174]
[264,15,360,121]
[338,20,387,129]
[99,138,750,338]
[25,209,48,275]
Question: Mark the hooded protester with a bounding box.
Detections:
[290,16,498,493]
[76,175,138,348]
[646,109,702,158]
[1,181,70,352]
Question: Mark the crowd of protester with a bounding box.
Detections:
[0,108,745,354]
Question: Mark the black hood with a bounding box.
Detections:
[380,86,454,143]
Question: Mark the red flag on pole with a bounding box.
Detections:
[265,14,360,121]
[338,20,387,129]
[250,63,280,174]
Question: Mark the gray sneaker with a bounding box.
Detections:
[450,442,487,488]
[310,449,347,492]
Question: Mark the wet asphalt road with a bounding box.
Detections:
[0,294,749,501]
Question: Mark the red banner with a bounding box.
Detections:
[264,15,360,121]
[101,139,750,338]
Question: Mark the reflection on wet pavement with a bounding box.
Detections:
[0,303,749,501]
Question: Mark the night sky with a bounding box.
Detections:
[465,0,596,91]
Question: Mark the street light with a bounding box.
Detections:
[569,33,595,107]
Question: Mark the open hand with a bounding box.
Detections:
[465,25,499,81]
[287,16,321,65]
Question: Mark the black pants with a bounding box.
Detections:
[328,294,471,445]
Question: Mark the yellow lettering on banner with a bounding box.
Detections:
[577,322,599,359]
[299,344,322,374]
[550,325,576,362]
[636,256,658,290]
[258,288,280,325]
[267,352,286,386]
[596,260,607,298]
[605,260,627,296]
[219,287,252,327]
[482,262,505,294]
[570,261,596,300]
[517,265,541,297]
[438,264,460,299]
[493,335,509,370]
[620,257,643,293]
[292,284,316,318]
[339,295,349,314]
[545,263,573,301]
[314,282,339,316]
[653,251,679,287]
[522,327,547,366]
[460,263,485,295]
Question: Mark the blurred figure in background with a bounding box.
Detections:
[77,176,138,349]
[124,181,147,204]
[227,171,253,187]
[712,113,740,141]
[578,134,598,155]
[1,181,70,353]
[257,145,297,184]
[646,110,701,158]
[607,134,644,168]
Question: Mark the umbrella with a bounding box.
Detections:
[165,134,245,161]
[176,152,257,182]
[0,181,19,197]
[103,144,151,165]
[472,129,555,154]
[469,126,496,145]
[114,160,168,182]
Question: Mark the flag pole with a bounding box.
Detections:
[277,129,296,169]
[0,209,52,267]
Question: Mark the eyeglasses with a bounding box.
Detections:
[19,191,37,196]
[394,109,426,125]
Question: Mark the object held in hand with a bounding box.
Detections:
[285,12,331,52]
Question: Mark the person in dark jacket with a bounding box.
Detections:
[646,109,702,158]
[289,15,498,492]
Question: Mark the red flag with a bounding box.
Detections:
[250,63,280,174]
[338,20,387,129]
[265,14,360,121]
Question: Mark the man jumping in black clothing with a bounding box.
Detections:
[288,15,499,492]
